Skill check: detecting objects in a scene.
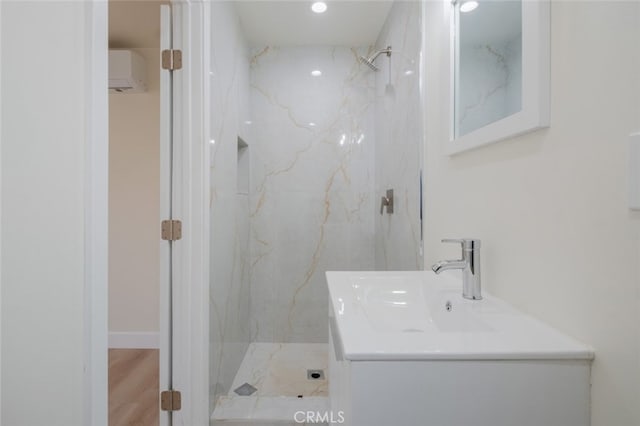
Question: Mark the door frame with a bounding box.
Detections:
[84,1,210,424]
[85,1,109,425]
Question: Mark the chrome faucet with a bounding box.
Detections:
[432,239,482,300]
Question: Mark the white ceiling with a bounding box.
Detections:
[235,1,394,46]
[108,1,394,48]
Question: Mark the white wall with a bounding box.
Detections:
[109,48,160,339]
[1,1,103,424]
[424,1,640,425]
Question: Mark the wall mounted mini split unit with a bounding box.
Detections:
[109,50,147,93]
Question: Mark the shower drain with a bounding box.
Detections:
[233,382,257,396]
[307,369,325,380]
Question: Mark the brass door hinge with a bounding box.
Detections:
[161,219,182,241]
[162,49,182,70]
[160,390,182,412]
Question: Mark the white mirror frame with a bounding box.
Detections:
[448,0,550,156]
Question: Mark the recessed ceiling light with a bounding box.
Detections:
[460,0,479,13]
[311,70,322,77]
[311,1,327,14]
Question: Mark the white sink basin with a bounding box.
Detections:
[353,275,492,333]
[327,270,594,361]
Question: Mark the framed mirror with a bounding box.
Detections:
[448,0,550,155]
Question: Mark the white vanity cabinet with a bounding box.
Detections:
[327,271,593,426]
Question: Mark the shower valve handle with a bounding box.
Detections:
[380,189,394,215]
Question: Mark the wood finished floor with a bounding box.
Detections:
[109,349,159,426]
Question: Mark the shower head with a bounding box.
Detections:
[360,56,380,71]
[359,46,392,72]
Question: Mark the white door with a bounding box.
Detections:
[159,4,180,426]
[159,3,210,424]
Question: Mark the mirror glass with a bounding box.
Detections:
[454,0,522,138]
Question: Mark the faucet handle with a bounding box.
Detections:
[442,238,481,250]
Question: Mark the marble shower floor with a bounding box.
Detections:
[211,343,329,423]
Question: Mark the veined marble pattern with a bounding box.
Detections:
[456,34,522,137]
[209,1,252,411]
[211,343,329,423]
[249,46,376,343]
[374,1,425,271]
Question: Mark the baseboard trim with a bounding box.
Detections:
[108,332,159,349]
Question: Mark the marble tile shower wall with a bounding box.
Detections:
[457,34,522,136]
[374,1,424,270]
[249,46,376,343]
[209,2,252,407]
